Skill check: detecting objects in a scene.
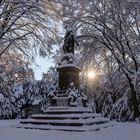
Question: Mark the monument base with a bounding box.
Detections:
[50,96,87,107]
[50,97,70,107]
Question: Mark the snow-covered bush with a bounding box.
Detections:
[0,93,17,119]
[102,93,114,117]
[89,99,96,112]
[110,92,133,121]
[92,89,106,113]
[11,83,27,118]
[22,79,50,116]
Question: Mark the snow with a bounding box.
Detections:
[31,113,101,118]
[20,117,109,124]
[12,83,23,98]
[0,120,140,140]
[57,63,81,70]
[0,93,4,100]
[18,121,114,131]
[32,99,40,105]
[45,106,92,112]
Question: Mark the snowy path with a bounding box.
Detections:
[0,120,139,140]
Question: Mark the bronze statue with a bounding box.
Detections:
[63,26,79,54]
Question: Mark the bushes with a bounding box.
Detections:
[0,94,18,119]
[110,93,133,121]
[89,88,139,121]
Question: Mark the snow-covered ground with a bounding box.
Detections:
[0,119,139,140]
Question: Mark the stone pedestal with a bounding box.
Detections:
[57,65,81,91]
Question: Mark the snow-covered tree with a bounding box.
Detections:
[0,0,62,59]
[0,51,36,118]
[51,0,140,120]
[42,66,58,91]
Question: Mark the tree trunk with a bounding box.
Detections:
[126,74,140,119]
[130,82,140,119]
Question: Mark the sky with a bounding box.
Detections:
[31,26,63,80]
[31,56,54,80]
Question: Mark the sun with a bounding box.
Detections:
[87,70,96,79]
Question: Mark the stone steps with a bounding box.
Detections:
[18,107,112,131]
[20,117,109,126]
[31,113,101,120]
[18,121,115,132]
[43,107,92,114]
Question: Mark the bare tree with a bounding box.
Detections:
[0,0,61,59]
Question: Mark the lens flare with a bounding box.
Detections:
[87,71,96,79]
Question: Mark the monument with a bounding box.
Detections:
[48,26,88,107]
[19,27,112,132]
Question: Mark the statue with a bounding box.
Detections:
[63,26,79,54]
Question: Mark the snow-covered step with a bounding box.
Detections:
[18,121,115,132]
[31,113,101,120]
[18,106,112,131]
[44,108,92,114]
[20,117,109,126]
[47,106,92,111]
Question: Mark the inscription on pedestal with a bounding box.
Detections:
[56,98,69,106]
